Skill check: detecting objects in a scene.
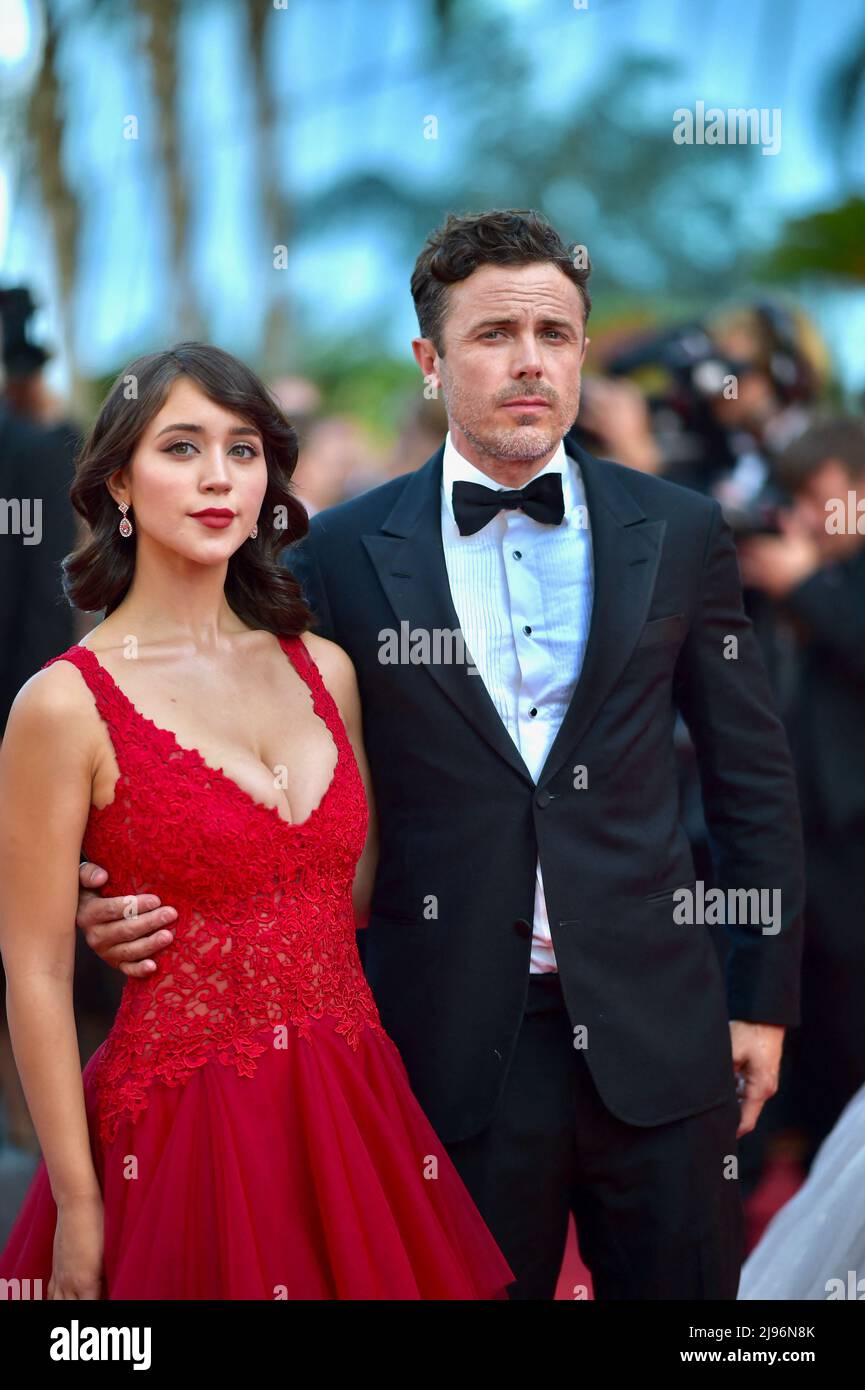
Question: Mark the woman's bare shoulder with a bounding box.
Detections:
[0,662,100,833]
[296,632,360,715]
[4,656,100,752]
[297,631,356,678]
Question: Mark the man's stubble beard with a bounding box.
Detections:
[440,369,581,465]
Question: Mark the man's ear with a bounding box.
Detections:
[580,334,590,366]
[411,336,439,385]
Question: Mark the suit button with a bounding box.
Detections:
[513,917,532,939]
[535,789,553,808]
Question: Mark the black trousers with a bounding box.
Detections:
[445,971,745,1300]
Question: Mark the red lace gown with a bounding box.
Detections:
[0,635,514,1299]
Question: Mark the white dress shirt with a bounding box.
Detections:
[440,430,595,972]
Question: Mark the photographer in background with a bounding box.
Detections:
[568,301,830,693]
[737,417,865,1174]
[570,301,828,497]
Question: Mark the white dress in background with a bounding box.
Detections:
[738,1081,865,1300]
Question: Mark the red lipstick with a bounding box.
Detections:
[189,507,235,529]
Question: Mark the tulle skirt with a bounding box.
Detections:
[0,1017,514,1299]
[738,1080,865,1300]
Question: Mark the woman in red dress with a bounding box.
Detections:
[0,342,514,1300]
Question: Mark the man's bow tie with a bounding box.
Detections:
[452,471,565,537]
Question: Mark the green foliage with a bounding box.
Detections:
[301,342,421,439]
[760,198,865,284]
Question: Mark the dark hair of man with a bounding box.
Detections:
[410,208,592,355]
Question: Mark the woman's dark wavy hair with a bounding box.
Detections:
[63,341,311,636]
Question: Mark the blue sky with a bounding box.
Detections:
[2,0,864,395]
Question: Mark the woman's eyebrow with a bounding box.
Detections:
[155,422,262,438]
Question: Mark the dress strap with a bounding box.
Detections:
[41,645,137,772]
[280,633,349,755]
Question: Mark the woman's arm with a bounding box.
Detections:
[0,663,104,1295]
[301,634,379,929]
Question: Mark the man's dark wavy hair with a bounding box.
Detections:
[410,208,592,355]
[63,341,311,636]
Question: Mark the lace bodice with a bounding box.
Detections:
[44,634,384,1144]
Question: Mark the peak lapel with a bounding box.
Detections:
[361,447,534,785]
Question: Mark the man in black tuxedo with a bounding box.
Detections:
[75,210,804,1299]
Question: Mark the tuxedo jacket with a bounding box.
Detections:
[282,438,805,1142]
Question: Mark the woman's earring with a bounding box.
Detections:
[118,501,133,537]
[249,522,258,539]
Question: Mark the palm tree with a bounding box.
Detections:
[24,0,85,412]
[135,0,204,338]
[762,14,865,289]
[243,0,293,369]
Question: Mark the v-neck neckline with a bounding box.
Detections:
[72,634,341,832]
